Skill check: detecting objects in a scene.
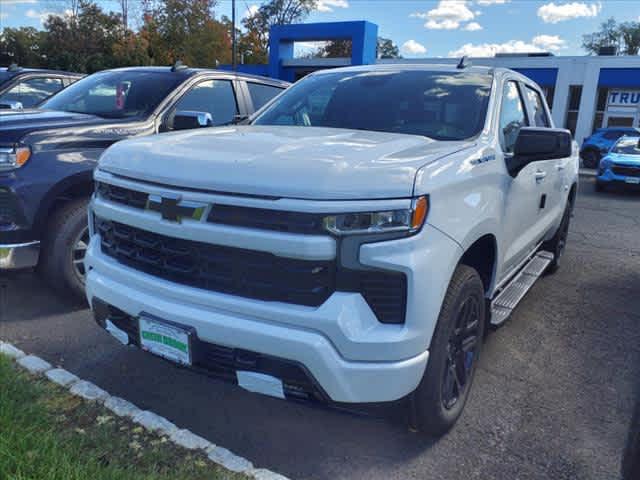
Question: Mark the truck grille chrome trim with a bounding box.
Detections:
[96,181,327,234]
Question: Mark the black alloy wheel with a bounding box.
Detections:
[441,296,481,410]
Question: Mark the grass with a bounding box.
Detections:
[0,354,246,480]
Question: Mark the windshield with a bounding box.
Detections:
[0,72,12,87]
[612,137,640,155]
[253,69,493,140]
[41,70,182,119]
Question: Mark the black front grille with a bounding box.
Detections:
[93,300,328,402]
[96,218,334,307]
[97,182,149,209]
[0,188,17,225]
[612,165,640,178]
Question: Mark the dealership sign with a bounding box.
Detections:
[608,90,640,107]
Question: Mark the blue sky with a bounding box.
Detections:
[1,0,639,57]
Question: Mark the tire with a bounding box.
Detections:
[622,399,640,480]
[543,202,571,274]
[582,150,599,169]
[39,198,90,302]
[409,264,486,436]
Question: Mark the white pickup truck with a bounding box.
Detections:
[85,64,579,436]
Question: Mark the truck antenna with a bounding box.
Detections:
[457,56,471,69]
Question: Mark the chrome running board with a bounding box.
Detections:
[490,250,554,327]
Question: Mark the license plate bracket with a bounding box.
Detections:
[139,314,194,366]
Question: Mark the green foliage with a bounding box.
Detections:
[0,355,244,480]
[315,37,402,59]
[0,27,47,66]
[140,0,231,67]
[241,0,317,63]
[0,0,403,71]
[582,17,640,56]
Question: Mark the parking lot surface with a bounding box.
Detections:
[2,177,639,480]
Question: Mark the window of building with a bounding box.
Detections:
[543,86,555,112]
[499,81,529,154]
[565,85,583,136]
[592,87,608,132]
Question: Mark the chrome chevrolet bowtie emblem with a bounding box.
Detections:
[146,194,206,222]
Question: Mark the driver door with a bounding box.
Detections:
[499,80,542,278]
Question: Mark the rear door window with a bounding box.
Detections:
[247,83,283,110]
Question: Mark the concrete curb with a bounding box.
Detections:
[0,340,290,480]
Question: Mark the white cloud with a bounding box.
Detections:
[243,4,259,18]
[476,0,508,5]
[1,0,36,4]
[401,39,427,55]
[449,39,545,57]
[464,22,483,31]
[25,8,70,25]
[537,2,601,24]
[316,0,349,13]
[0,12,7,20]
[532,34,566,50]
[411,0,475,30]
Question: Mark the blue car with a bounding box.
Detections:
[581,127,640,168]
[596,136,640,191]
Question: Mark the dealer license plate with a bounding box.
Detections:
[625,177,640,184]
[139,315,192,366]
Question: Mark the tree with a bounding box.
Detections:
[377,37,401,59]
[41,1,136,72]
[241,0,317,63]
[0,27,47,66]
[619,21,640,56]
[139,0,231,67]
[316,37,401,59]
[582,17,640,56]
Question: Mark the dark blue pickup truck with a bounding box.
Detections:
[0,65,288,299]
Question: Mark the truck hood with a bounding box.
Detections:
[0,108,153,148]
[0,109,105,143]
[99,126,473,200]
[609,152,640,166]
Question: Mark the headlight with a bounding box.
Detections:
[0,146,31,171]
[323,196,428,236]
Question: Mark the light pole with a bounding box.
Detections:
[232,0,237,70]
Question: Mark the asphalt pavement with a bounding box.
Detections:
[2,177,639,480]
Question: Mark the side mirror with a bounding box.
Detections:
[0,100,23,110]
[171,110,213,131]
[507,127,572,177]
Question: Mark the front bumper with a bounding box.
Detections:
[597,167,640,185]
[0,241,39,269]
[85,221,462,403]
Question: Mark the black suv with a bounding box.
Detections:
[0,64,83,109]
[0,65,288,299]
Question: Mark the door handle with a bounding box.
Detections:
[535,170,547,182]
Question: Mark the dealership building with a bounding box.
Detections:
[225,20,640,145]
